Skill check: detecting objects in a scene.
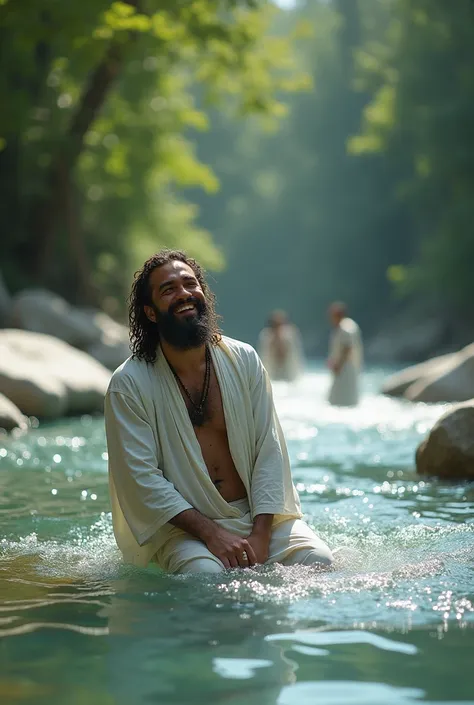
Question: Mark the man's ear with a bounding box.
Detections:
[144,305,156,323]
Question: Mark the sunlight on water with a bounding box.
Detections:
[0,363,473,704]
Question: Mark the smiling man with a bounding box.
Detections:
[105,249,333,574]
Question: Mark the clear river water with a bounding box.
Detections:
[1,364,473,705]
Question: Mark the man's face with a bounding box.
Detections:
[144,260,210,349]
[328,305,342,327]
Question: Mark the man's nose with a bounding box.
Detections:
[175,285,194,300]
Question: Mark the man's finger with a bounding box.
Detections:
[236,549,249,568]
[244,542,257,566]
[222,557,231,569]
[228,555,239,569]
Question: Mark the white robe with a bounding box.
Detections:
[104,337,305,568]
[328,318,363,407]
[258,324,304,382]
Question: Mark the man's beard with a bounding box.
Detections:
[154,298,211,350]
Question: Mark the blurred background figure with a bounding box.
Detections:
[258,310,304,382]
[327,302,363,406]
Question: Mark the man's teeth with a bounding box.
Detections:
[176,304,195,313]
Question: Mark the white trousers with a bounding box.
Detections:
[154,499,333,575]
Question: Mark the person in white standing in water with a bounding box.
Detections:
[327,302,363,407]
[104,249,334,574]
[258,310,304,382]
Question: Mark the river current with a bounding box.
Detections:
[1,364,473,704]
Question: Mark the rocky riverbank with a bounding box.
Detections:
[380,339,474,480]
[0,281,130,433]
[416,401,474,481]
[382,344,474,404]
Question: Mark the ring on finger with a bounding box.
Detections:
[242,550,248,562]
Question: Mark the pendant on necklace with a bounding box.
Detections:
[190,404,207,427]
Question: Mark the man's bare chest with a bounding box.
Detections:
[179,369,226,432]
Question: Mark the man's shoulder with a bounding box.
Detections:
[341,318,360,335]
[220,335,259,363]
[107,356,153,396]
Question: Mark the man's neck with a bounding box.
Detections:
[160,340,207,375]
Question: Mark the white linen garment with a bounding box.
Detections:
[105,337,329,570]
[328,318,363,407]
[258,324,304,382]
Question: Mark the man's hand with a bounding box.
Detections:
[205,527,257,569]
[170,509,257,568]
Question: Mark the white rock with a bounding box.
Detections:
[0,335,67,418]
[83,310,130,370]
[0,329,111,418]
[11,289,101,348]
[11,289,130,370]
[406,344,474,403]
[382,353,456,398]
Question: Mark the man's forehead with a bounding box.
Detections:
[150,260,196,286]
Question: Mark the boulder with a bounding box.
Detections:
[382,353,456,398]
[0,393,28,432]
[11,289,130,370]
[0,336,67,418]
[0,329,112,418]
[83,310,130,370]
[416,401,474,480]
[405,344,474,403]
[11,289,102,349]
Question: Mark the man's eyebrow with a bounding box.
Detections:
[158,274,197,291]
[158,279,174,291]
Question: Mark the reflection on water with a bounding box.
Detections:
[0,364,473,704]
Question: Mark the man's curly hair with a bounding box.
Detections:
[129,249,222,363]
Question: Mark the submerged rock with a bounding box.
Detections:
[0,329,111,418]
[0,392,28,432]
[416,401,474,480]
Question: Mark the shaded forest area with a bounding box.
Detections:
[193,0,474,355]
[2,0,474,358]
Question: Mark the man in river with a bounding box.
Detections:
[327,302,363,407]
[258,310,304,382]
[105,249,333,574]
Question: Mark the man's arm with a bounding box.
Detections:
[247,513,273,564]
[105,389,194,545]
[246,348,302,557]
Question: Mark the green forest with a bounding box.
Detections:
[2,0,474,353]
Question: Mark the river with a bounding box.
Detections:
[1,364,473,704]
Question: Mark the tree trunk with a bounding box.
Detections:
[32,41,123,282]
[335,0,361,82]
[60,161,98,305]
